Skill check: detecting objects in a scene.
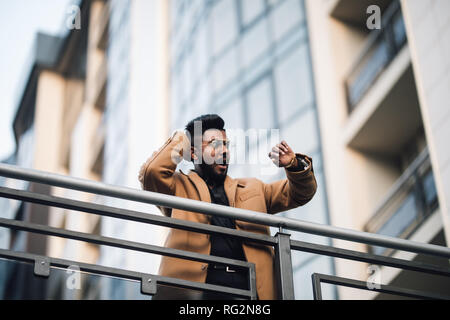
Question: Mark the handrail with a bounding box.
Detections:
[0,185,277,246]
[1,163,450,259]
[0,217,252,269]
[312,273,450,300]
[0,248,253,299]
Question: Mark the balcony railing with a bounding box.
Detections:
[365,148,438,256]
[345,0,407,113]
[95,0,110,51]
[93,54,107,111]
[0,163,450,300]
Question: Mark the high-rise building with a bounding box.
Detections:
[0,0,169,299]
[306,0,450,299]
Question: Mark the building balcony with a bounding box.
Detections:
[344,0,407,113]
[93,54,107,111]
[329,0,393,29]
[94,0,110,51]
[342,2,420,158]
[365,148,439,256]
[90,115,105,179]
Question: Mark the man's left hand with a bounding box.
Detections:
[268,140,297,168]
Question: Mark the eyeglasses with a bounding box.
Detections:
[203,139,231,150]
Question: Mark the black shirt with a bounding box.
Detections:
[194,168,247,262]
[206,182,247,262]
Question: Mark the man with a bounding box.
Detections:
[138,114,317,300]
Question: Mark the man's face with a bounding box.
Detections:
[193,129,230,182]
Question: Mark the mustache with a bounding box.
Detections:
[198,152,230,165]
[217,157,229,165]
[213,153,229,165]
[199,162,227,184]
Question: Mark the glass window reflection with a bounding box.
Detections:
[239,0,266,27]
[245,76,275,130]
[211,0,238,56]
[269,0,304,42]
[240,18,270,68]
[274,43,314,123]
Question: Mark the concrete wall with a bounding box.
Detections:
[305,0,370,299]
[401,0,450,243]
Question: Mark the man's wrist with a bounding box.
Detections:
[285,155,298,169]
[286,155,309,172]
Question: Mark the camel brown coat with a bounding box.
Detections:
[138,131,317,300]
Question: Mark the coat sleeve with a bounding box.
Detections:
[263,154,317,214]
[138,131,191,197]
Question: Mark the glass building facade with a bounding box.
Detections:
[104,0,131,190]
[169,0,336,299]
[98,0,135,300]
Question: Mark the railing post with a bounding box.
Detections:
[249,264,258,300]
[311,273,323,300]
[274,231,295,300]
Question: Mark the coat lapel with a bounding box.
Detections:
[186,170,211,203]
[224,175,238,207]
[184,170,242,208]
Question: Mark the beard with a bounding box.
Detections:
[197,162,228,186]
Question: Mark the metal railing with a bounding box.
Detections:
[0,162,450,300]
[345,0,407,113]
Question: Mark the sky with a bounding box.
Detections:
[0,0,73,160]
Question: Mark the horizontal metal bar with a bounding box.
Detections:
[313,273,450,300]
[1,163,450,259]
[0,217,252,269]
[0,186,276,246]
[291,239,450,278]
[0,248,253,299]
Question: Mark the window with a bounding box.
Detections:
[178,60,188,106]
[191,21,209,82]
[211,0,238,56]
[371,194,418,255]
[422,170,438,206]
[240,18,270,68]
[239,0,265,28]
[267,0,282,8]
[274,43,314,123]
[212,46,239,93]
[184,50,195,104]
[245,76,275,130]
[218,97,245,129]
[171,76,181,112]
[269,0,304,42]
[281,107,318,155]
[191,75,211,115]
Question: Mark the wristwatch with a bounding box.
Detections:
[286,155,310,171]
[298,156,310,170]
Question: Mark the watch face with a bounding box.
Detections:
[300,159,309,170]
